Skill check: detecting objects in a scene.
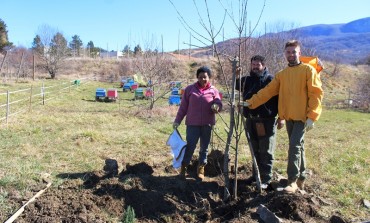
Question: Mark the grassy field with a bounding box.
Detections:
[0,79,369,221]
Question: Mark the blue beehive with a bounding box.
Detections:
[123,79,135,92]
[169,95,181,105]
[171,87,179,95]
[95,88,106,101]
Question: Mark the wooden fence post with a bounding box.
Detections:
[6,90,10,125]
[33,55,35,81]
[42,82,45,105]
[29,85,33,111]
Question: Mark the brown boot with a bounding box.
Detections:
[197,164,205,181]
[179,165,187,180]
[297,178,305,190]
[284,179,298,193]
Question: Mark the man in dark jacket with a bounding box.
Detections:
[236,55,284,188]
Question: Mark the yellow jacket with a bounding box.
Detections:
[246,63,323,122]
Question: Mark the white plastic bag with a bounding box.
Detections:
[166,129,187,169]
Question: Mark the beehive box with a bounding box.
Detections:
[96,88,106,97]
[107,88,118,99]
[169,95,181,105]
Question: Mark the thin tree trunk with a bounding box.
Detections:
[223,57,238,201]
[0,51,8,73]
[16,52,25,81]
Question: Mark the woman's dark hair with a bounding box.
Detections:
[196,66,212,78]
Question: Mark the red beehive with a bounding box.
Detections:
[145,88,154,98]
[131,83,139,91]
[107,88,118,99]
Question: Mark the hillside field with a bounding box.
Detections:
[0,77,369,222]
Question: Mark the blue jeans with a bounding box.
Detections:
[246,118,277,184]
[182,125,212,166]
[286,120,306,181]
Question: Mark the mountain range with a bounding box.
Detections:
[291,17,370,64]
[187,17,370,64]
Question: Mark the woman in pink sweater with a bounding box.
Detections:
[173,66,223,181]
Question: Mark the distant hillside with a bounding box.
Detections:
[291,17,370,63]
[293,17,370,36]
[340,17,370,33]
[304,32,370,64]
[183,17,370,64]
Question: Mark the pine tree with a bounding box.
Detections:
[32,35,44,55]
[134,44,142,56]
[69,35,83,57]
[87,40,99,58]
[0,18,13,53]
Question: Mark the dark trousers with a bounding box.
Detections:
[182,125,212,166]
[245,117,277,184]
[286,120,306,181]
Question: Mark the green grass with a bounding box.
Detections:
[0,80,369,221]
[273,108,370,219]
[312,109,370,218]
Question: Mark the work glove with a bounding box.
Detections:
[304,118,314,132]
[238,101,250,107]
[211,103,219,113]
[172,122,180,129]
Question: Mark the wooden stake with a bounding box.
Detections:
[5,182,52,223]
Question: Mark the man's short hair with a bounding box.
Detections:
[196,66,212,78]
[285,40,301,49]
[250,55,266,65]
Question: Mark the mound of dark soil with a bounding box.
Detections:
[9,155,349,223]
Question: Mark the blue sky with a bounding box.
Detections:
[2,0,369,52]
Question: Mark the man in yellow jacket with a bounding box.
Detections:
[240,40,323,193]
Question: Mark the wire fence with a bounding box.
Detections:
[0,78,90,125]
[322,96,370,112]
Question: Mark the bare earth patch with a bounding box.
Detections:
[10,152,349,223]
